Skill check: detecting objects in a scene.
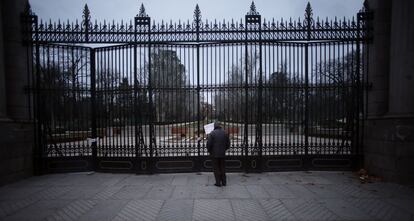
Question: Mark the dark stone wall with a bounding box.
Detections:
[365,117,414,184]
[364,0,414,184]
[0,121,33,185]
[0,0,34,186]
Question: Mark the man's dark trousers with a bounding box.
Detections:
[212,157,226,185]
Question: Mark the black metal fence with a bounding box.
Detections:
[26,2,370,173]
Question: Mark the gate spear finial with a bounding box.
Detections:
[82,4,92,32]
[194,4,202,24]
[248,1,259,15]
[83,4,91,22]
[138,3,148,17]
[304,2,314,26]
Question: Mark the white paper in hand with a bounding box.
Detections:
[204,123,215,135]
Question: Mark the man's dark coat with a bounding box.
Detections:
[207,127,230,157]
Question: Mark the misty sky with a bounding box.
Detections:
[29,0,364,24]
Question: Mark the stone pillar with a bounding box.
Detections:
[0,0,33,186]
[389,0,414,116]
[366,0,391,117]
[0,1,7,118]
[2,0,31,121]
[364,0,414,184]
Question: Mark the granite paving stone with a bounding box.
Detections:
[110,185,152,200]
[3,200,73,221]
[259,199,296,220]
[193,199,235,221]
[171,175,189,186]
[386,199,414,216]
[171,185,196,199]
[245,185,271,199]
[263,184,297,199]
[231,199,268,221]
[59,186,106,200]
[0,199,37,219]
[347,198,413,221]
[79,200,129,221]
[92,186,124,200]
[145,185,175,199]
[267,174,296,184]
[287,173,334,185]
[194,185,224,199]
[117,175,149,186]
[0,186,45,200]
[29,186,73,201]
[281,198,340,221]
[326,183,380,199]
[44,199,98,221]
[157,199,193,221]
[285,184,320,199]
[304,184,346,199]
[0,171,413,221]
[317,198,373,220]
[187,174,208,186]
[230,173,273,185]
[361,182,414,199]
[112,199,163,221]
[218,185,251,199]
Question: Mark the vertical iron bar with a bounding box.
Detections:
[90,48,97,170]
[345,42,350,154]
[361,11,369,166]
[341,41,346,154]
[119,46,123,153]
[332,42,335,151]
[134,30,139,162]
[276,43,279,155]
[304,25,310,165]
[111,47,115,156]
[46,46,52,156]
[148,26,154,172]
[34,17,42,174]
[258,22,263,169]
[196,21,201,162]
[244,22,249,171]
[356,15,362,160]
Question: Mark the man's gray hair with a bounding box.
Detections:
[214,121,221,129]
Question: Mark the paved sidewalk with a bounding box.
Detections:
[0,171,414,221]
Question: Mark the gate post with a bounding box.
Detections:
[244,10,250,173]
[135,4,152,173]
[194,5,202,171]
[90,48,97,171]
[257,9,263,172]
[355,5,368,166]
[304,3,313,169]
[31,11,44,175]
[245,2,262,172]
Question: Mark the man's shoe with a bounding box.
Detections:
[222,183,226,186]
[214,183,221,187]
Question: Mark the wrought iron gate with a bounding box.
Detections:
[26,2,370,174]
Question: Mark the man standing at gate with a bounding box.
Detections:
[207,121,230,187]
